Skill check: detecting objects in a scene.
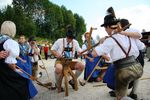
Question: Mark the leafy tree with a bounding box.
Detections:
[74,13,86,45]
[61,6,76,30]
[1,5,15,22]
[0,0,86,44]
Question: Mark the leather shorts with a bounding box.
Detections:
[114,56,137,69]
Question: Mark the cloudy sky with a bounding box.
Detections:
[1,0,150,39]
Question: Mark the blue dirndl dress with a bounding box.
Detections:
[84,53,105,81]
[103,64,115,90]
[16,43,38,98]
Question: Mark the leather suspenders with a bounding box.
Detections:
[61,38,74,57]
[111,36,131,58]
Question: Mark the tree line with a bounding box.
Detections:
[0,0,86,44]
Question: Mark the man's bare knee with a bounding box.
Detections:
[55,64,63,74]
[75,62,84,71]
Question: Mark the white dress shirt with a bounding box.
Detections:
[82,44,87,51]
[126,28,145,50]
[82,43,88,54]
[126,28,142,38]
[95,34,145,62]
[51,38,82,57]
[3,39,20,64]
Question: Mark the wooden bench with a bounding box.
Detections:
[57,58,78,96]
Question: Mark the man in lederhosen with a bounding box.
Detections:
[120,19,145,99]
[103,18,145,99]
[92,15,144,100]
[51,29,84,91]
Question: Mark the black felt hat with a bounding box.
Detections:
[101,14,119,27]
[120,19,129,28]
[66,30,74,38]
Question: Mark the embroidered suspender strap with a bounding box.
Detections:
[61,38,65,55]
[111,36,131,57]
[71,41,73,57]
[61,38,74,58]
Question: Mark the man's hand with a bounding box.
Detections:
[77,52,82,56]
[0,51,9,59]
[102,55,110,61]
[56,53,62,58]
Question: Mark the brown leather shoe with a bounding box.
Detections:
[69,80,75,89]
[109,91,116,97]
[55,84,64,92]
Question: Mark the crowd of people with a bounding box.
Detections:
[0,7,149,100]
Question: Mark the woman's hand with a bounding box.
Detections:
[0,51,9,59]
[89,58,94,62]
[22,59,27,63]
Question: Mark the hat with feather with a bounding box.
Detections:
[101,7,120,28]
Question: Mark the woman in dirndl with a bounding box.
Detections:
[82,32,105,82]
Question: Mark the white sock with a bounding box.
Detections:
[55,73,60,87]
[75,70,82,78]
[130,79,139,94]
[70,70,82,84]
